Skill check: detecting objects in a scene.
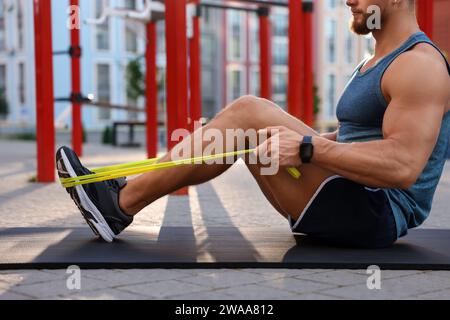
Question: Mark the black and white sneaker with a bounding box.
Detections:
[56,146,133,242]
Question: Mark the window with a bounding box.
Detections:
[227,67,244,103]
[345,28,354,64]
[327,0,337,9]
[18,63,25,105]
[156,22,166,55]
[227,11,245,61]
[202,34,215,65]
[203,7,210,25]
[0,2,6,51]
[271,13,288,37]
[273,68,287,109]
[326,19,337,64]
[95,0,110,51]
[202,69,214,99]
[17,0,24,51]
[273,38,288,65]
[273,70,287,96]
[249,15,259,63]
[326,74,336,118]
[249,67,260,97]
[202,68,215,119]
[96,64,111,120]
[124,0,138,53]
[0,64,6,96]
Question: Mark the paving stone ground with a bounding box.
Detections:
[0,140,449,300]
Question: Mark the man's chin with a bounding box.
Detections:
[350,22,372,36]
[352,27,372,36]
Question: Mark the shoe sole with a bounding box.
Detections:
[59,148,116,243]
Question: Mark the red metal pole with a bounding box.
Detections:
[189,0,202,132]
[258,7,272,100]
[302,0,314,127]
[288,0,304,120]
[34,0,55,183]
[165,0,189,195]
[146,22,158,159]
[70,0,82,156]
[165,0,189,147]
[417,0,434,39]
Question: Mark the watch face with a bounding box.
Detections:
[301,144,313,162]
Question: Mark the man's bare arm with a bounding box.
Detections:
[311,49,450,189]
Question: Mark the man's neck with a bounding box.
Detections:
[371,12,421,58]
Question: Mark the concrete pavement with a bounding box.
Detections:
[0,140,449,300]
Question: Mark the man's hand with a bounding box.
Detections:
[256,126,304,167]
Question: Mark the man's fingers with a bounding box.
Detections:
[255,134,280,159]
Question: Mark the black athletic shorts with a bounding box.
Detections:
[289,176,398,249]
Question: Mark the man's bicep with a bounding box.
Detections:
[383,97,443,179]
[382,52,448,175]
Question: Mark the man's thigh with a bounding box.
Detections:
[247,162,336,221]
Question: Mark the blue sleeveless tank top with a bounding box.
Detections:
[336,32,450,238]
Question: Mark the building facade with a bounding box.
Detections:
[315,0,375,122]
[0,0,35,127]
[0,0,448,135]
[0,0,149,132]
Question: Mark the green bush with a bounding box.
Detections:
[12,132,36,141]
[0,89,9,120]
[102,126,113,145]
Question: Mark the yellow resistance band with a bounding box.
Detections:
[59,149,302,188]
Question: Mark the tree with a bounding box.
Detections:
[126,58,144,102]
[313,85,321,117]
[0,89,9,120]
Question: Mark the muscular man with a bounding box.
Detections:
[57,0,450,248]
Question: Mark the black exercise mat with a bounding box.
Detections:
[0,227,449,270]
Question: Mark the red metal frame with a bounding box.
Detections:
[34,0,55,182]
[302,1,314,127]
[417,0,434,39]
[146,22,158,159]
[288,0,305,120]
[258,7,272,100]
[165,0,189,195]
[70,0,82,156]
[189,0,202,132]
[165,0,189,147]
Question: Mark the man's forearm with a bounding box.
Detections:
[311,136,413,189]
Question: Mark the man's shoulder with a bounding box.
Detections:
[388,43,448,77]
[383,43,450,96]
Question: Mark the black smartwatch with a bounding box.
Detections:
[300,136,314,164]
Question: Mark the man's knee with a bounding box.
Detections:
[230,95,261,112]
[221,95,268,119]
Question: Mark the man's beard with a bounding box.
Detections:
[350,13,382,35]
